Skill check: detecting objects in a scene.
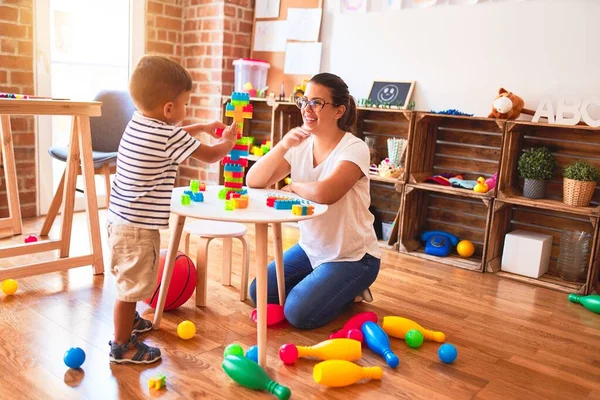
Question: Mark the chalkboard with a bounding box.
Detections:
[365,81,415,109]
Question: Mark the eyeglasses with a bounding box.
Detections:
[295,96,337,112]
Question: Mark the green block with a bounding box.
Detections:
[230,100,249,107]
[190,179,199,193]
[181,194,191,205]
[225,177,244,184]
[225,200,235,210]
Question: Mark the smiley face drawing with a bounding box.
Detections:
[377,85,399,103]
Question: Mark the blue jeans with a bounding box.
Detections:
[249,244,380,329]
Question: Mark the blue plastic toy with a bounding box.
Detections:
[420,230,459,257]
[245,345,258,363]
[361,321,399,368]
[438,343,457,364]
[191,192,204,202]
[64,347,86,369]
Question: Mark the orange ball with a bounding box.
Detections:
[456,240,475,258]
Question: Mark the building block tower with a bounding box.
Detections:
[217,92,253,204]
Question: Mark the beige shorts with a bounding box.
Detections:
[107,222,161,302]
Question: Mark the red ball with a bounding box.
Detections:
[279,343,298,365]
[24,235,38,243]
[144,250,197,311]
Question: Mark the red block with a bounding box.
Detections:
[227,172,244,178]
[222,157,248,167]
[215,127,224,138]
[266,196,276,207]
[233,144,250,151]
[225,182,243,189]
[243,104,253,113]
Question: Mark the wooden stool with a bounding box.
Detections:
[182,220,250,306]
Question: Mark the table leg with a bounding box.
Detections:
[153,214,186,329]
[255,222,268,368]
[272,222,286,305]
[59,117,79,258]
[222,237,232,286]
[0,115,22,235]
[78,116,104,274]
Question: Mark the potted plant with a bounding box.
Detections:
[517,147,556,199]
[563,161,600,207]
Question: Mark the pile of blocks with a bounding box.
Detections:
[217,92,253,209]
[266,195,313,214]
[181,179,205,205]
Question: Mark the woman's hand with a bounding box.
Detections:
[279,127,310,150]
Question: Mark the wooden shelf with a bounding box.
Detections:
[403,249,483,272]
[494,271,585,293]
[498,188,600,217]
[408,181,493,201]
[370,175,400,184]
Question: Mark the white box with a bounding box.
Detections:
[382,223,393,242]
[501,230,553,278]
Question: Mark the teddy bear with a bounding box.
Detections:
[488,88,535,120]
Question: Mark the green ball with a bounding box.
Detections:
[224,343,244,358]
[405,329,424,348]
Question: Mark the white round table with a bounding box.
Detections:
[152,185,327,368]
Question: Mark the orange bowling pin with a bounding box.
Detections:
[313,360,383,387]
[279,338,361,365]
[382,316,445,343]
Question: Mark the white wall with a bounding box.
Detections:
[320,0,600,119]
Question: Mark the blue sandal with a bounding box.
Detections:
[132,311,152,334]
[109,334,161,364]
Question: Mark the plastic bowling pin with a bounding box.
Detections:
[313,360,383,387]
[329,311,378,341]
[568,294,600,314]
[222,355,291,400]
[382,316,446,343]
[251,304,285,326]
[279,338,361,365]
[361,321,399,368]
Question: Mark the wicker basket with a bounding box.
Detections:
[563,178,597,207]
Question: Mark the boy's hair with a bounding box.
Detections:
[129,55,192,111]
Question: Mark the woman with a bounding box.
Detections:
[245,73,381,329]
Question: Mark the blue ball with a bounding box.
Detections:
[245,345,258,363]
[438,343,457,364]
[64,347,86,369]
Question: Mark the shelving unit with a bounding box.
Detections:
[397,113,505,269]
[486,121,600,293]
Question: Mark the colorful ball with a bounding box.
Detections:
[177,320,196,340]
[245,345,258,363]
[64,347,86,369]
[405,329,424,348]
[279,343,299,365]
[1,279,18,295]
[224,343,244,357]
[456,240,475,258]
[24,235,38,243]
[438,343,458,364]
[144,251,197,311]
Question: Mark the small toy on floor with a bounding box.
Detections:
[222,354,291,400]
[148,374,166,390]
[1,279,18,295]
[177,320,196,340]
[313,360,383,387]
[279,338,361,365]
[64,347,86,369]
[24,235,38,243]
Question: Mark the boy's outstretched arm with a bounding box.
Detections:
[189,122,238,163]
[182,120,226,138]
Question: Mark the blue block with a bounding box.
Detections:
[184,190,193,196]
[226,103,235,111]
[274,199,302,210]
[231,92,250,101]
[229,150,248,160]
[224,164,244,172]
[191,192,204,202]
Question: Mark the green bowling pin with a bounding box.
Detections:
[568,294,600,314]
[222,355,291,400]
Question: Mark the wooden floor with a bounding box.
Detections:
[1,210,600,400]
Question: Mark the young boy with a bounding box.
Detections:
[107,55,238,364]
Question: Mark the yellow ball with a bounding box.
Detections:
[177,320,196,340]
[1,279,18,295]
[456,240,475,258]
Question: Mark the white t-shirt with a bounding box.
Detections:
[284,132,381,268]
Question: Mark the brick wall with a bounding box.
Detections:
[0,0,36,218]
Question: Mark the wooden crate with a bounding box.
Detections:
[486,199,600,294]
[355,108,413,247]
[398,185,493,271]
[407,113,505,199]
[497,121,600,217]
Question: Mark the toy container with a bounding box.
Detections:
[233,58,270,96]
